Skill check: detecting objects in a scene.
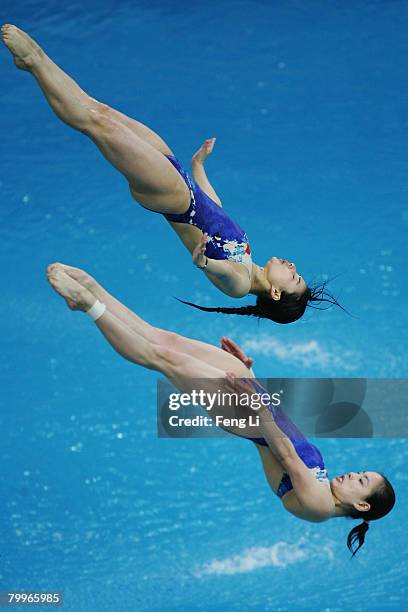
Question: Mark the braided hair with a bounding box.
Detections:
[177,280,345,324]
[346,474,395,558]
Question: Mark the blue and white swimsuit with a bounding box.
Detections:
[163,155,253,277]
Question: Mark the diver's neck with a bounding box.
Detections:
[329,487,349,518]
[249,263,270,296]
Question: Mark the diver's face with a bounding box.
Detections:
[330,471,384,512]
[264,257,306,299]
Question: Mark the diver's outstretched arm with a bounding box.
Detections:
[191,138,222,207]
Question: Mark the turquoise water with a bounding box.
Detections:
[1,1,407,610]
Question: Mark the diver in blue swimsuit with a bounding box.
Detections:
[2,24,343,324]
[47,264,395,558]
[162,143,343,324]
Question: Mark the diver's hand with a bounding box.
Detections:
[192,232,208,268]
[221,337,254,369]
[224,371,255,395]
[192,137,216,165]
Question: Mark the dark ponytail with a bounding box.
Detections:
[177,280,346,324]
[346,474,396,558]
[347,520,370,557]
[176,301,260,318]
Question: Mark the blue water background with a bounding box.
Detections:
[1,0,407,610]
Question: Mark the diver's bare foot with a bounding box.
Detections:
[47,263,107,302]
[1,24,43,70]
[47,265,95,312]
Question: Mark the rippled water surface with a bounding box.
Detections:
[1,0,407,610]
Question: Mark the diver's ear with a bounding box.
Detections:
[353,501,370,513]
[270,285,281,301]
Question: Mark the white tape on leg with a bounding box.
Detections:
[86,300,106,321]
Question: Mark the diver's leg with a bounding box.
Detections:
[1,24,189,214]
[2,24,174,155]
[50,263,251,376]
[47,267,260,441]
[48,263,161,344]
[47,266,172,369]
[47,266,230,379]
[104,106,175,157]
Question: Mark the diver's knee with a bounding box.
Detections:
[155,329,184,350]
[83,101,115,135]
[154,345,184,369]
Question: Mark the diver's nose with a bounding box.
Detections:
[281,259,296,271]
